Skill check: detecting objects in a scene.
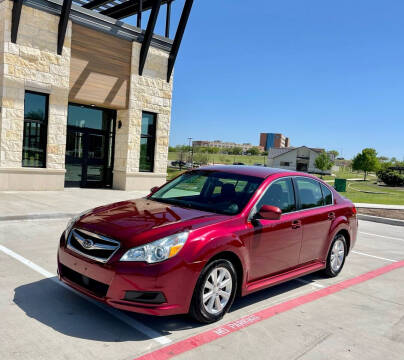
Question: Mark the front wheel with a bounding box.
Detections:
[324,234,347,277]
[189,259,237,323]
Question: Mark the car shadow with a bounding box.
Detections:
[14,275,324,342]
[13,277,150,342]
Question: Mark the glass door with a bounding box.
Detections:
[65,104,115,188]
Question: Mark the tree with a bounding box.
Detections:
[315,152,334,178]
[328,150,339,160]
[352,148,380,180]
[228,147,243,155]
[246,147,260,156]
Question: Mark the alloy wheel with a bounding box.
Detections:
[330,238,345,272]
[202,267,233,315]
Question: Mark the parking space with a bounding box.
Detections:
[1,219,403,360]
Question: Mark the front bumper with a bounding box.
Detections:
[57,235,202,316]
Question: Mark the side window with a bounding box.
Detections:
[295,178,323,209]
[256,178,296,214]
[321,183,333,205]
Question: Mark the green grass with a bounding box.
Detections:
[167,168,184,181]
[337,180,404,205]
[168,152,267,166]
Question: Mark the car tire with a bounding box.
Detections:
[189,259,237,323]
[324,233,347,278]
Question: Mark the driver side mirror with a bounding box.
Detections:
[257,205,282,221]
[150,186,159,194]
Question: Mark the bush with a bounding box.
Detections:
[377,169,404,186]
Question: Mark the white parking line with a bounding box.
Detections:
[0,244,171,345]
[352,250,398,263]
[359,231,404,242]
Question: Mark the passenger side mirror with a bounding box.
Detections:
[150,186,159,194]
[258,205,282,221]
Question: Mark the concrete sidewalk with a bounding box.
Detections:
[0,189,148,220]
[355,203,404,210]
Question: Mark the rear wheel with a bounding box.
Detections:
[324,234,347,277]
[189,259,237,323]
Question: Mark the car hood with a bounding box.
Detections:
[75,198,229,248]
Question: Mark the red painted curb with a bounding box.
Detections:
[135,260,404,360]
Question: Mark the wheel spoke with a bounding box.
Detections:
[203,291,214,302]
[206,295,215,312]
[219,278,231,288]
[218,290,230,300]
[215,295,222,311]
[205,281,213,290]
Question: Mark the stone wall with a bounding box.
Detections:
[0,0,71,189]
[113,43,173,190]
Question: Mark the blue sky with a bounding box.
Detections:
[127,0,404,159]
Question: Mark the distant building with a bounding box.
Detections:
[267,146,331,174]
[260,133,290,151]
[192,140,264,153]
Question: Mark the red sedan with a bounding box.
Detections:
[57,166,357,323]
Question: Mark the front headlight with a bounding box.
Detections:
[120,231,190,263]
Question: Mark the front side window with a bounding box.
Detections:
[150,171,263,215]
[139,112,156,172]
[255,178,296,214]
[295,177,323,209]
[22,92,48,168]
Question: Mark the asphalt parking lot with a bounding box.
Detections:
[1,219,403,360]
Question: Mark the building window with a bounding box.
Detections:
[139,112,156,172]
[280,161,291,166]
[22,91,49,168]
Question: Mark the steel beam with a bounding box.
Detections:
[11,0,24,43]
[167,0,193,82]
[138,0,162,76]
[82,0,110,10]
[137,0,142,28]
[57,0,73,55]
[165,0,171,38]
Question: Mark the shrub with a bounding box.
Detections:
[377,169,404,187]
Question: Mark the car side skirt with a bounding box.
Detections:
[243,261,325,296]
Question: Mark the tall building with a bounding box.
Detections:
[260,133,290,151]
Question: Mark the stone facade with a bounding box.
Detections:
[0,0,173,191]
[113,43,173,191]
[0,0,71,190]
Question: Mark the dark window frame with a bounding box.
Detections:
[248,176,300,220]
[22,91,49,168]
[139,111,157,173]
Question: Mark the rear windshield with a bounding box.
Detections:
[150,170,263,215]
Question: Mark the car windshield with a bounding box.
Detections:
[150,170,263,215]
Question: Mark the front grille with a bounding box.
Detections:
[67,228,120,263]
[60,264,109,298]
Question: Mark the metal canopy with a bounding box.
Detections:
[11,0,193,81]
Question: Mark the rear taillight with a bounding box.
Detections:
[352,206,357,216]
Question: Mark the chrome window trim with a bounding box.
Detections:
[67,228,121,264]
[249,175,335,220]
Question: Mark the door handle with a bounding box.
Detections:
[328,212,336,220]
[292,220,301,229]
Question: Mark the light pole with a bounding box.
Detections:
[188,137,193,168]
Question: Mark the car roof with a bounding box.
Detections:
[197,165,309,179]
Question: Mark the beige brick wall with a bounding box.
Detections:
[113,43,173,190]
[0,0,71,171]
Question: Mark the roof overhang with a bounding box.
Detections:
[10,0,193,81]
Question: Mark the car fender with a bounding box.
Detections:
[325,214,351,256]
[186,229,249,285]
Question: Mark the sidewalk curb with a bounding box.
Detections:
[0,213,76,222]
[358,214,404,227]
